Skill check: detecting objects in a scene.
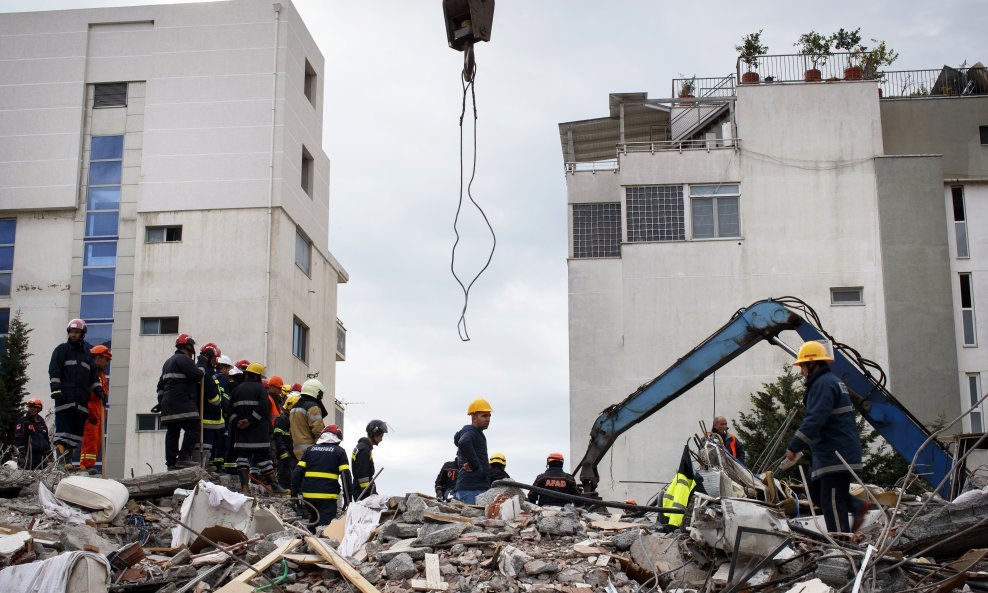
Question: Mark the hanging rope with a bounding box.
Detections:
[450,61,496,341]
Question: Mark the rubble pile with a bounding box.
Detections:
[1,467,988,592]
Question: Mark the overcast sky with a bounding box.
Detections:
[3,0,986,496]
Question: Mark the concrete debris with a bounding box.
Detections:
[0,467,986,593]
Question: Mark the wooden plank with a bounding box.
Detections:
[215,538,300,591]
[409,579,450,591]
[283,553,327,564]
[425,553,443,586]
[421,511,475,524]
[588,520,641,531]
[306,536,381,593]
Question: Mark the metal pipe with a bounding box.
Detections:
[491,479,683,514]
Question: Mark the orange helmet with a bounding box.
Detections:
[90,344,112,360]
[26,398,43,410]
[547,452,565,465]
[267,375,284,388]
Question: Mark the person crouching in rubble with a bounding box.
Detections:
[15,399,51,469]
[706,416,745,464]
[528,453,581,506]
[785,341,866,533]
[292,424,351,529]
[454,398,493,504]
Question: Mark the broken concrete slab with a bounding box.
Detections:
[0,531,33,568]
[383,552,416,580]
[376,538,432,563]
[414,522,469,547]
[536,514,581,536]
[497,544,531,577]
[60,523,115,554]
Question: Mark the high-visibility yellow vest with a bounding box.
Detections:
[661,472,695,527]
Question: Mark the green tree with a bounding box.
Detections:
[0,311,32,450]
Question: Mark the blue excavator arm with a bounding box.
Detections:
[574,298,956,497]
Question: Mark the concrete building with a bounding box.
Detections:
[0,0,348,477]
[559,64,988,501]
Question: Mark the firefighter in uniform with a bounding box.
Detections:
[489,452,510,483]
[290,378,328,459]
[80,345,111,473]
[49,319,105,472]
[351,419,388,500]
[527,453,581,507]
[229,362,287,495]
[221,365,245,473]
[157,334,205,470]
[434,460,458,501]
[15,399,51,469]
[274,393,300,488]
[198,343,224,469]
[292,424,351,529]
[211,355,235,472]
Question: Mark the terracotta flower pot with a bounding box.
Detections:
[804,68,822,82]
[844,66,863,80]
[679,94,695,105]
[741,71,760,84]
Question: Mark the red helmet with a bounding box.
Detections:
[322,424,343,438]
[90,344,112,360]
[291,383,302,392]
[175,333,196,351]
[67,318,87,335]
[236,359,250,370]
[200,342,221,358]
[26,398,43,410]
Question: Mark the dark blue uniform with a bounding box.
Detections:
[453,425,489,503]
[15,413,51,469]
[293,440,351,527]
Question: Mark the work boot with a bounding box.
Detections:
[262,470,290,496]
[237,468,251,494]
[56,444,76,472]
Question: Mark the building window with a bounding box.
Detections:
[981,126,988,145]
[293,317,309,363]
[135,413,164,432]
[831,287,864,305]
[0,220,15,297]
[969,374,983,432]
[690,184,740,239]
[960,273,977,346]
[301,146,314,197]
[304,59,317,106]
[94,82,127,108]
[336,319,346,361]
[146,225,183,243]
[295,228,312,276]
[626,185,685,242]
[951,187,970,258]
[572,203,621,258]
[0,309,8,350]
[141,317,179,335]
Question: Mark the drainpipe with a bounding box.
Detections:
[264,4,282,364]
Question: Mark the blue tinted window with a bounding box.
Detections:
[0,309,10,334]
[81,294,114,319]
[0,246,12,270]
[0,273,10,297]
[87,187,120,211]
[84,242,117,266]
[91,136,123,160]
[86,323,112,349]
[82,267,115,293]
[86,212,118,237]
[0,220,15,245]
[89,161,121,185]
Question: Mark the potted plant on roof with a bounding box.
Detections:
[794,30,831,82]
[832,27,864,80]
[861,39,898,80]
[736,30,768,84]
[678,76,696,105]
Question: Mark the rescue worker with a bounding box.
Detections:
[527,453,581,507]
[80,345,111,473]
[453,399,492,504]
[434,460,458,501]
[221,365,245,474]
[274,393,300,488]
[228,362,287,494]
[708,416,745,464]
[292,424,351,529]
[212,355,235,472]
[489,452,511,483]
[290,378,328,459]
[49,319,105,472]
[15,399,51,469]
[785,341,865,533]
[198,343,224,469]
[351,419,388,500]
[157,334,205,470]
[266,375,285,427]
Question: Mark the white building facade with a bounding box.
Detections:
[560,73,988,502]
[0,0,347,478]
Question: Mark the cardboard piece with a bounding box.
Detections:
[189,526,248,554]
[323,514,347,541]
[171,482,255,549]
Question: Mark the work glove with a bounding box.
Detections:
[150,404,161,414]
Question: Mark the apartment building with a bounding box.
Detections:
[559,61,988,501]
[0,0,348,477]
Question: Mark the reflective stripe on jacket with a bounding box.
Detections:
[786,366,863,480]
[292,442,352,501]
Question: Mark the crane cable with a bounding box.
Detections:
[450,64,496,342]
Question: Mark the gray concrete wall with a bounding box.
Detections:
[876,155,961,425]
[881,97,988,180]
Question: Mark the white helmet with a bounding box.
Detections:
[228,367,243,376]
[301,378,325,398]
[216,355,233,367]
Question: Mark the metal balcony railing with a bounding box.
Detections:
[735,52,865,83]
[564,160,619,173]
[879,67,987,98]
[670,75,735,141]
[563,139,740,174]
[671,76,736,101]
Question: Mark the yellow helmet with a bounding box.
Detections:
[284,393,301,411]
[467,398,492,415]
[793,341,833,366]
[281,384,291,395]
[489,452,506,466]
[245,362,266,375]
